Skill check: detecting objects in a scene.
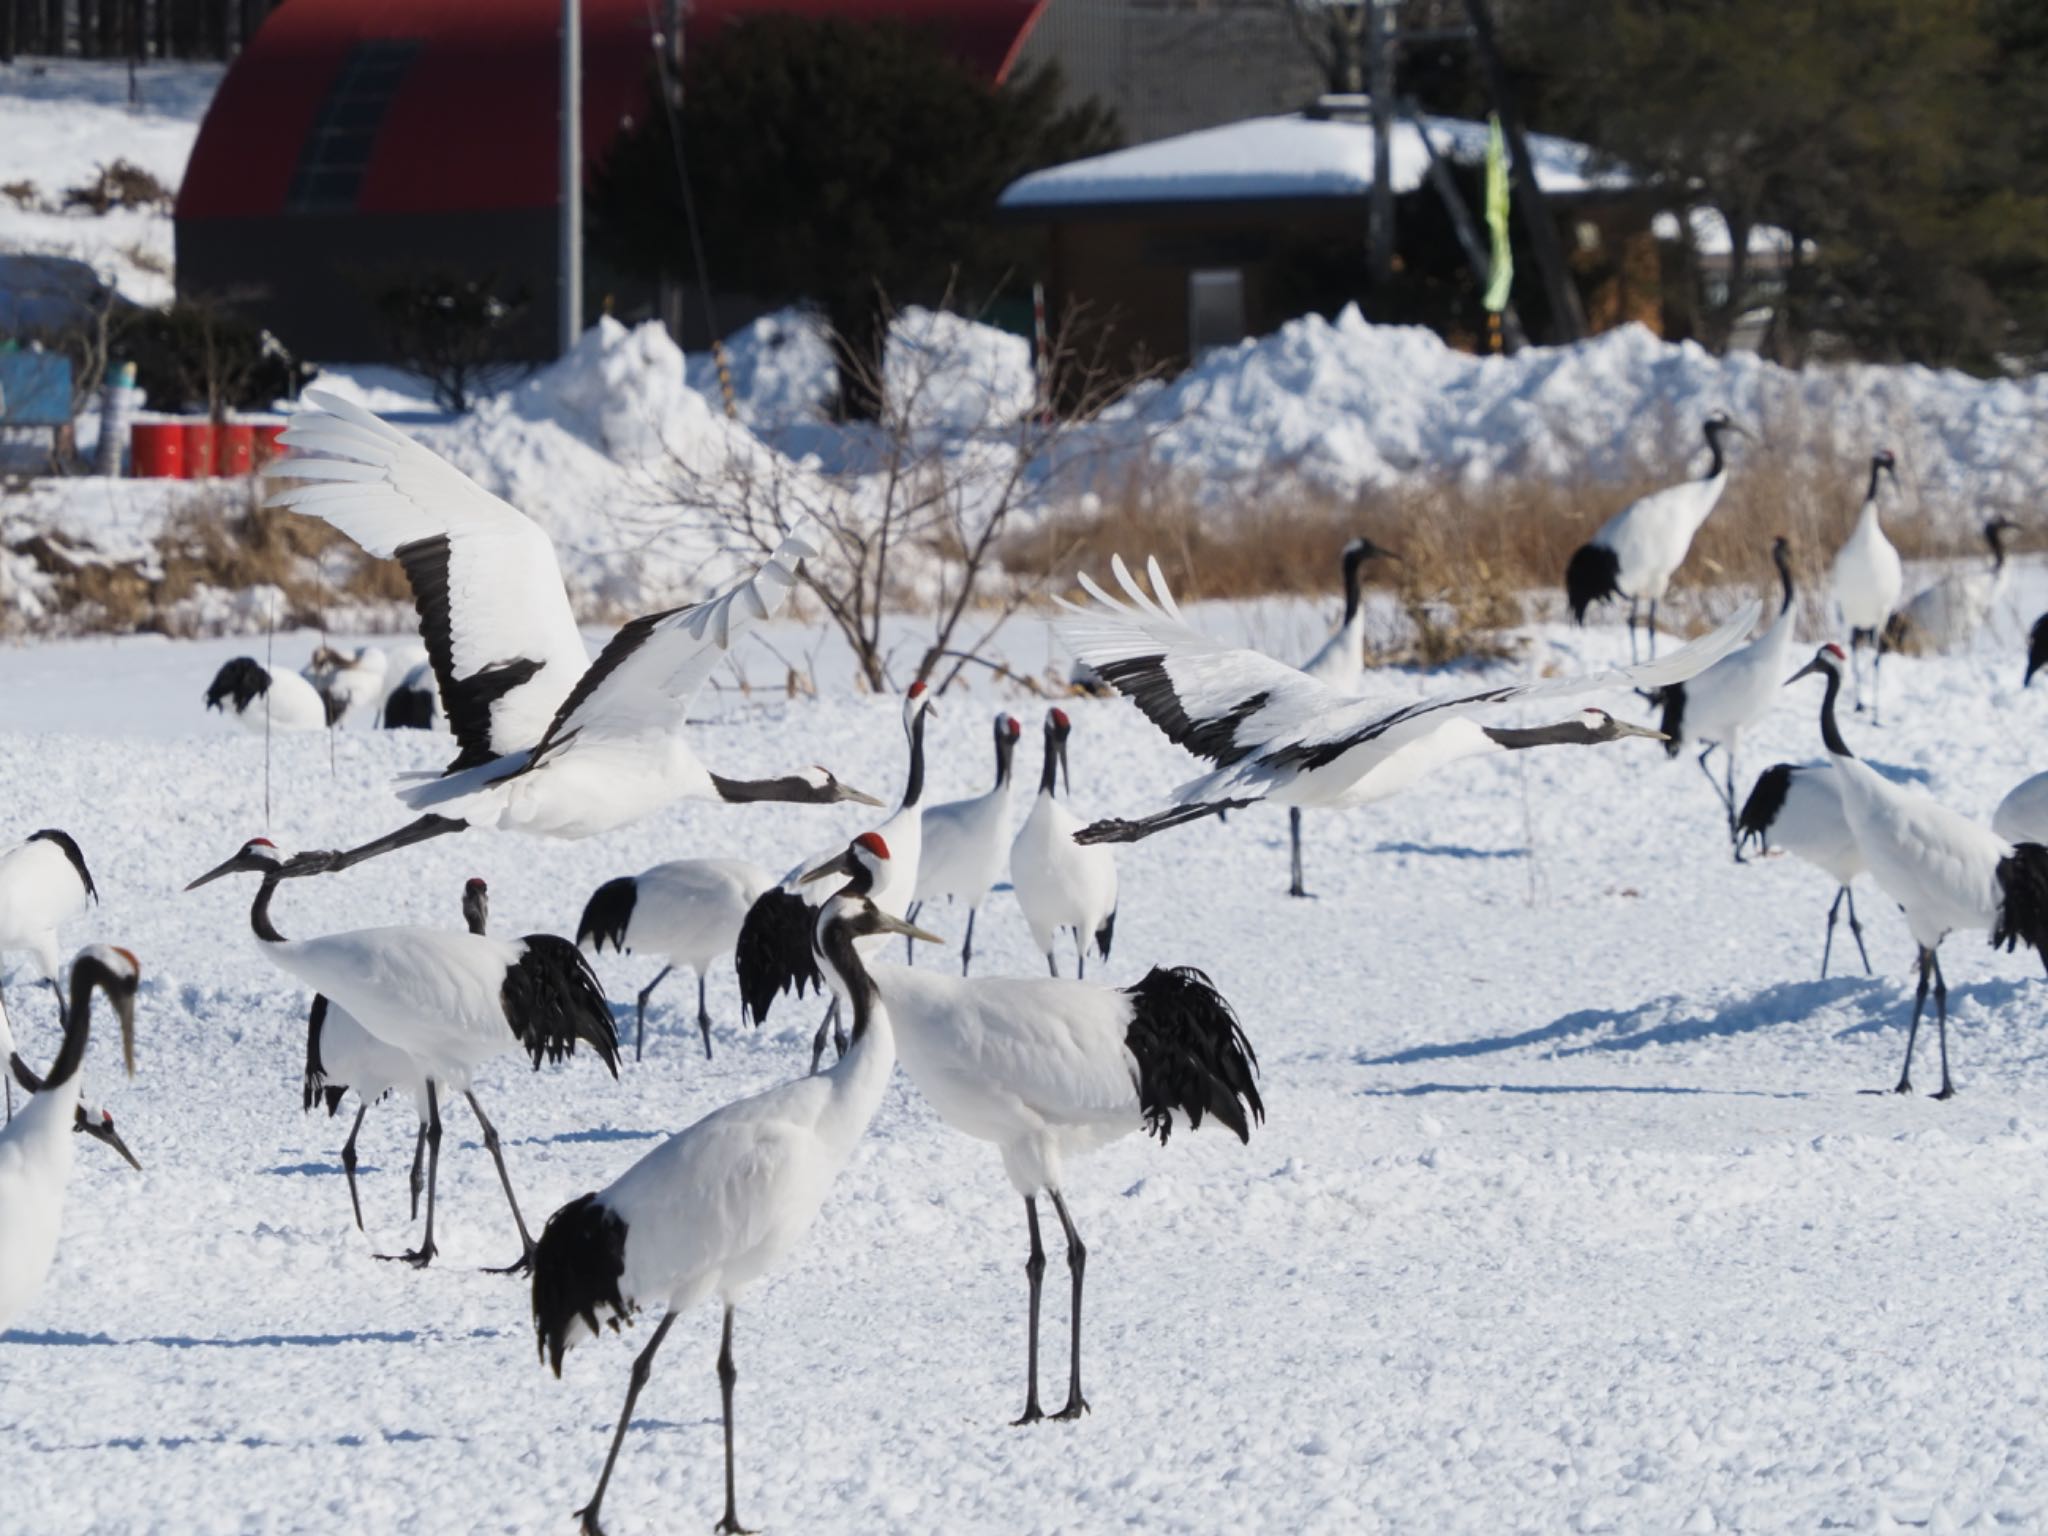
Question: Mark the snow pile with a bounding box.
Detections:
[1090,304,2048,515]
[884,306,1035,432]
[0,59,220,306]
[686,309,839,427]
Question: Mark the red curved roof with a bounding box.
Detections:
[179,0,1046,221]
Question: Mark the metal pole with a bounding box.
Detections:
[1367,0,1395,287]
[559,0,583,355]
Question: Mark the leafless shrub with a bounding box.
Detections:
[62,160,173,214]
[1,179,37,209]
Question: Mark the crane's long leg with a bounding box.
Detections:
[1724,745,1741,852]
[338,1101,369,1232]
[695,972,714,1060]
[1048,1191,1090,1420]
[1694,743,1734,822]
[1931,954,1955,1100]
[1647,598,1660,660]
[1045,950,1060,979]
[716,1305,752,1535]
[634,965,673,1063]
[1075,929,1088,982]
[1895,949,1934,1095]
[1846,889,1872,974]
[408,1119,428,1221]
[960,907,978,977]
[380,1081,440,1266]
[1849,630,1869,713]
[1820,886,1846,980]
[576,1308,678,1536]
[807,999,841,1075]
[1289,807,1309,899]
[1626,598,1641,665]
[468,1090,538,1274]
[1013,1196,1047,1426]
[905,901,922,965]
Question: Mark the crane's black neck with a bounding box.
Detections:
[992,725,1017,788]
[251,871,287,945]
[1341,546,1366,623]
[1773,543,1795,617]
[818,918,878,1047]
[1866,459,1887,504]
[1482,720,1601,751]
[464,891,488,936]
[1038,731,1061,797]
[1703,421,1728,480]
[901,706,929,809]
[1815,664,1853,759]
[40,960,103,1092]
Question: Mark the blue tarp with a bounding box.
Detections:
[0,351,73,426]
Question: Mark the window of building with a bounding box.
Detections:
[286,39,422,214]
[1188,268,1247,356]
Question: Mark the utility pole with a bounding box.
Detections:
[559,0,583,355]
[1462,0,1583,341]
[659,0,685,338]
[1366,0,1396,287]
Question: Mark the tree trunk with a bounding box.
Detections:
[827,298,887,423]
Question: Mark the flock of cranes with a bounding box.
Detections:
[5,394,2046,1533]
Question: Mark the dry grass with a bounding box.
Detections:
[61,159,173,214]
[1007,414,1994,664]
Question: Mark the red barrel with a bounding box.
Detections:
[130,421,185,478]
[252,422,287,464]
[218,422,256,476]
[182,419,218,478]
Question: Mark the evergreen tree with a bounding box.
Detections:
[590,16,1118,418]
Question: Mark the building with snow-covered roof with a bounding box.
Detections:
[1000,102,1666,387]
[174,0,1045,362]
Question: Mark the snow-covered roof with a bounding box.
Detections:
[999,111,1631,211]
[1651,208,1808,261]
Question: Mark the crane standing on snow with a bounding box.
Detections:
[1828,449,1904,719]
[1564,412,1747,661]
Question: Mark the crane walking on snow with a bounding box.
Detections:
[0,946,139,1335]
[1735,763,1873,978]
[1656,536,1801,853]
[1786,644,2048,1096]
[1828,449,1904,719]
[532,859,939,1536]
[187,838,620,1269]
[1564,412,1748,661]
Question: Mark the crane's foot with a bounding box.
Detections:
[484,1242,538,1276]
[1893,1078,1914,1096]
[1051,1394,1091,1422]
[1011,1403,1045,1427]
[576,1505,607,1536]
[1933,1084,1957,1102]
[376,1243,438,1268]
[714,1515,755,1535]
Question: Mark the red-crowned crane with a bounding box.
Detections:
[261,393,878,876]
[1993,769,2048,846]
[0,828,99,1121]
[1786,643,2048,1096]
[204,656,341,732]
[302,877,492,1235]
[0,983,138,1165]
[186,838,620,1269]
[908,711,1021,973]
[1564,412,1748,660]
[1011,708,1118,977]
[1828,449,1903,718]
[1655,536,1802,851]
[875,921,1262,1423]
[578,858,774,1060]
[1059,556,1753,847]
[1735,763,1873,977]
[531,855,937,1536]
[0,945,138,1333]
[304,643,390,725]
[1289,535,1398,897]
[733,684,934,1070]
[1885,519,2021,656]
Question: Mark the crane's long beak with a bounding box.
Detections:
[183,853,247,891]
[872,911,945,945]
[1615,721,1667,742]
[79,1109,141,1171]
[800,850,853,884]
[1785,659,1825,686]
[1058,737,1072,799]
[839,784,886,808]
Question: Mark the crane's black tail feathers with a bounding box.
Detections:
[1563,542,1621,625]
[1121,965,1263,1146]
[1656,683,1686,759]
[1095,908,1117,962]
[531,1192,632,1377]
[1992,843,2048,968]
[205,656,270,713]
[1074,799,1252,846]
[302,994,341,1115]
[734,886,822,1025]
[381,686,435,730]
[2028,614,2048,688]
[577,876,638,956]
[1735,763,1793,856]
[502,935,621,1075]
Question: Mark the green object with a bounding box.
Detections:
[1483,114,1514,314]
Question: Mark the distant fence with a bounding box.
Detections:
[0,0,285,62]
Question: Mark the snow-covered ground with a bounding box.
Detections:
[4,583,2048,1532]
[0,59,220,307]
